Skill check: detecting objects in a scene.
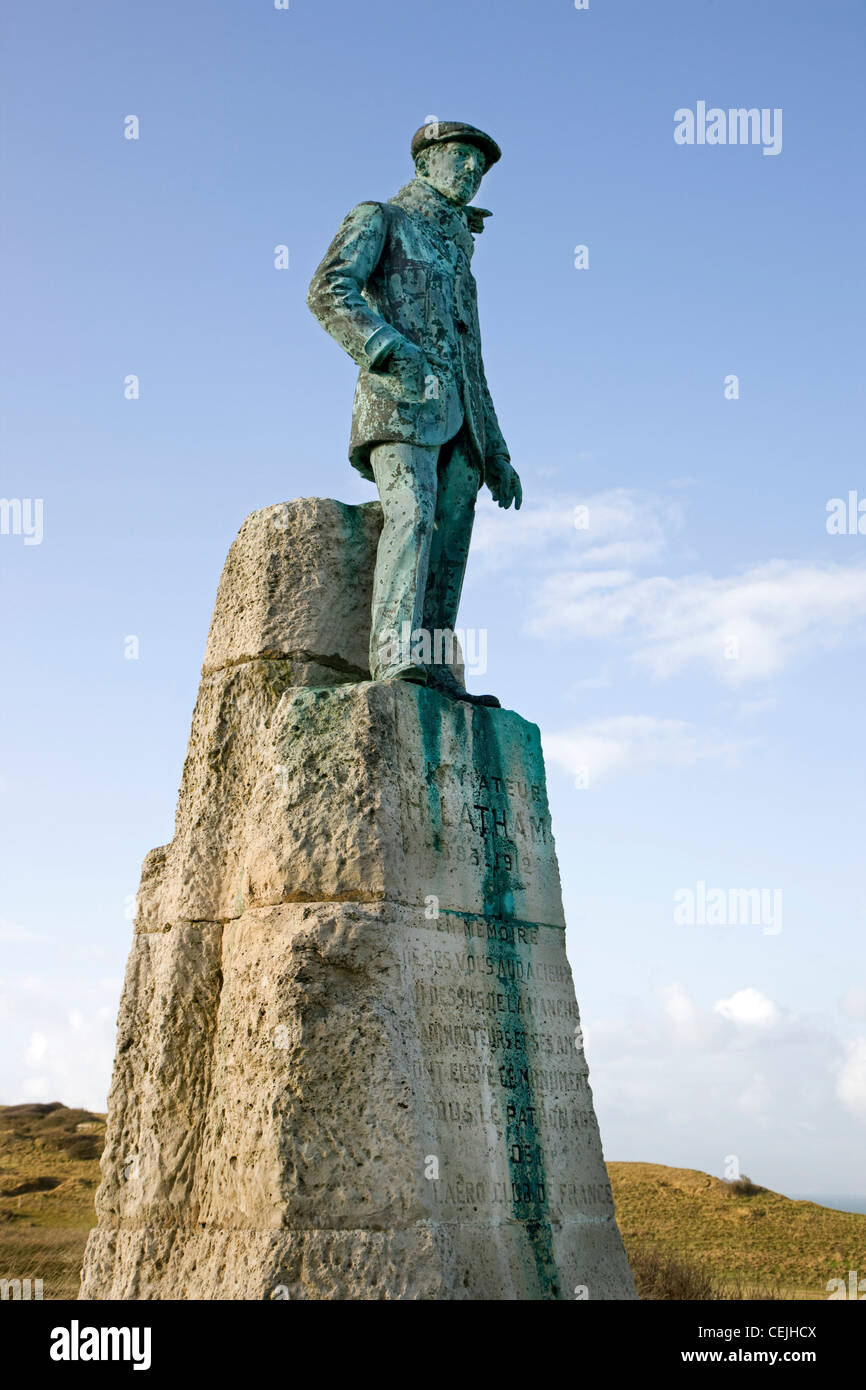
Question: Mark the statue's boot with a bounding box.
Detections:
[427,665,501,708]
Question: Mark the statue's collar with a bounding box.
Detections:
[390,179,492,255]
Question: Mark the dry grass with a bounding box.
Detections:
[609,1161,866,1300]
[0,1103,103,1300]
[626,1244,784,1300]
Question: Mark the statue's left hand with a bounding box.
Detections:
[485,457,523,510]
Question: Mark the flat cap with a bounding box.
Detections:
[410,120,501,169]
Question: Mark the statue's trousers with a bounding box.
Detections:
[369,429,481,679]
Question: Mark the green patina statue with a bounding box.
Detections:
[307,120,522,709]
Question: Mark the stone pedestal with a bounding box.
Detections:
[80,500,636,1300]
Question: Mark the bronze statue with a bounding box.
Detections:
[307,121,521,708]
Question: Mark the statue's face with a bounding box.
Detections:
[417,141,486,204]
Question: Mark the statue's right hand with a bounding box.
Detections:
[376,338,432,403]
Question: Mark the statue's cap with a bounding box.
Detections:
[410,120,501,169]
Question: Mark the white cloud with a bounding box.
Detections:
[659,982,726,1049]
[570,668,611,691]
[714,988,781,1030]
[472,487,683,571]
[20,1075,51,1100]
[25,1031,49,1065]
[543,714,749,785]
[841,988,866,1021]
[736,1073,772,1118]
[477,486,866,686]
[0,919,44,943]
[837,1037,866,1120]
[732,697,779,720]
[583,984,863,1183]
[0,975,121,1111]
[530,559,866,685]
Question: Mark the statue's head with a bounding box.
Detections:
[410,121,501,205]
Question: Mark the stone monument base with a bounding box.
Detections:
[79,502,636,1300]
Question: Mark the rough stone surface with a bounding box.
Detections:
[202,498,383,681]
[80,499,636,1301]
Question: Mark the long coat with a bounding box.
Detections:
[306,178,510,481]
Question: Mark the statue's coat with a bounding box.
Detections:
[307,178,510,480]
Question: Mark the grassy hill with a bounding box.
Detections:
[609,1161,866,1300]
[1,1104,863,1299]
[0,1103,106,1299]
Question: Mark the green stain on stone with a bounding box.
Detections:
[283,683,560,1294]
[467,704,560,1300]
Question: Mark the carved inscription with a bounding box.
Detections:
[397,749,565,927]
[403,910,614,1225]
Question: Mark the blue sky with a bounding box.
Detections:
[1,0,865,1196]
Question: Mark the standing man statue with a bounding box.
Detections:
[307,120,521,709]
